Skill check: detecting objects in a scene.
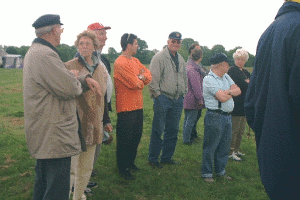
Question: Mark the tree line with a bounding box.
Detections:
[1,38,255,67]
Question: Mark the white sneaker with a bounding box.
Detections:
[236,151,245,156]
[229,152,242,161]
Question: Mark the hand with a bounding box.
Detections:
[139,68,145,75]
[138,74,146,81]
[245,79,250,83]
[224,90,231,96]
[86,77,102,97]
[104,124,113,132]
[70,70,79,78]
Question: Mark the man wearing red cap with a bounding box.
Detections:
[87,23,114,178]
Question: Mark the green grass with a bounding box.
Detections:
[0,67,269,200]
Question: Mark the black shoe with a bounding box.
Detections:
[149,162,163,169]
[84,188,94,196]
[161,159,181,165]
[87,181,98,188]
[183,141,193,145]
[129,164,140,172]
[120,170,135,180]
[91,170,97,177]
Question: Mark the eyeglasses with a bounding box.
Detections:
[171,39,181,44]
[78,41,93,47]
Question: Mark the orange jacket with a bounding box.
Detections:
[114,55,152,113]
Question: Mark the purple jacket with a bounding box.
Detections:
[183,59,204,109]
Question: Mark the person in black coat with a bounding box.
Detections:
[244,1,300,199]
[227,48,250,161]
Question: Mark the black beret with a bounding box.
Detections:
[210,53,231,65]
[32,14,63,29]
[169,31,182,40]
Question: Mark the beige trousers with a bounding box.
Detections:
[230,116,247,154]
[70,145,96,200]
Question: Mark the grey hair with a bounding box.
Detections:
[233,48,249,61]
[35,25,55,37]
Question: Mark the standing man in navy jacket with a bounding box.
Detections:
[245,1,300,199]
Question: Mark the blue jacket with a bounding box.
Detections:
[244,2,300,199]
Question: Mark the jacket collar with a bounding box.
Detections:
[275,2,300,19]
[162,47,174,60]
[187,59,200,70]
[32,38,60,56]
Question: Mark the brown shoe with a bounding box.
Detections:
[219,174,233,181]
[203,177,214,183]
[103,135,113,145]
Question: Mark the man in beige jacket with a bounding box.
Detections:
[23,14,100,200]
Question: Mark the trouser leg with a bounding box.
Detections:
[128,109,143,167]
[148,95,168,163]
[72,145,96,200]
[34,157,71,200]
[161,97,183,162]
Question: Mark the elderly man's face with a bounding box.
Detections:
[167,39,181,54]
[53,25,63,46]
[221,61,230,73]
[93,29,107,50]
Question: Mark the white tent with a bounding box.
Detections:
[2,55,23,69]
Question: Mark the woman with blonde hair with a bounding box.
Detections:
[227,48,251,161]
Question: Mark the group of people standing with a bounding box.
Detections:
[24,13,252,200]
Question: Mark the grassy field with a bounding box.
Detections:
[0,67,269,200]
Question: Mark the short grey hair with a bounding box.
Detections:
[35,25,55,37]
[233,48,249,61]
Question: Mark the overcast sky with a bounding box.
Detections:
[1,0,285,55]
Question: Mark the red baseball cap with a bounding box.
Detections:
[87,22,111,30]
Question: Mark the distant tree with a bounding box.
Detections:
[211,44,226,55]
[57,44,77,62]
[5,46,18,55]
[18,46,30,57]
[107,47,119,62]
[201,45,212,66]
[135,38,154,64]
[178,38,198,61]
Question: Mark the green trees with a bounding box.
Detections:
[134,38,155,64]
[2,40,255,66]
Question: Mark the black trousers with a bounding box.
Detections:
[116,109,143,174]
[33,157,71,200]
[191,109,202,140]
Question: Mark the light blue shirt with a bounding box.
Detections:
[203,70,235,112]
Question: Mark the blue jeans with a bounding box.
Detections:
[201,111,232,178]
[148,94,184,163]
[183,109,200,143]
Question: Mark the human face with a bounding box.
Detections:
[234,57,247,69]
[129,39,139,55]
[221,61,230,74]
[78,36,95,59]
[167,39,181,54]
[53,25,63,46]
[93,29,107,50]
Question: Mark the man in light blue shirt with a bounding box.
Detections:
[201,53,241,183]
